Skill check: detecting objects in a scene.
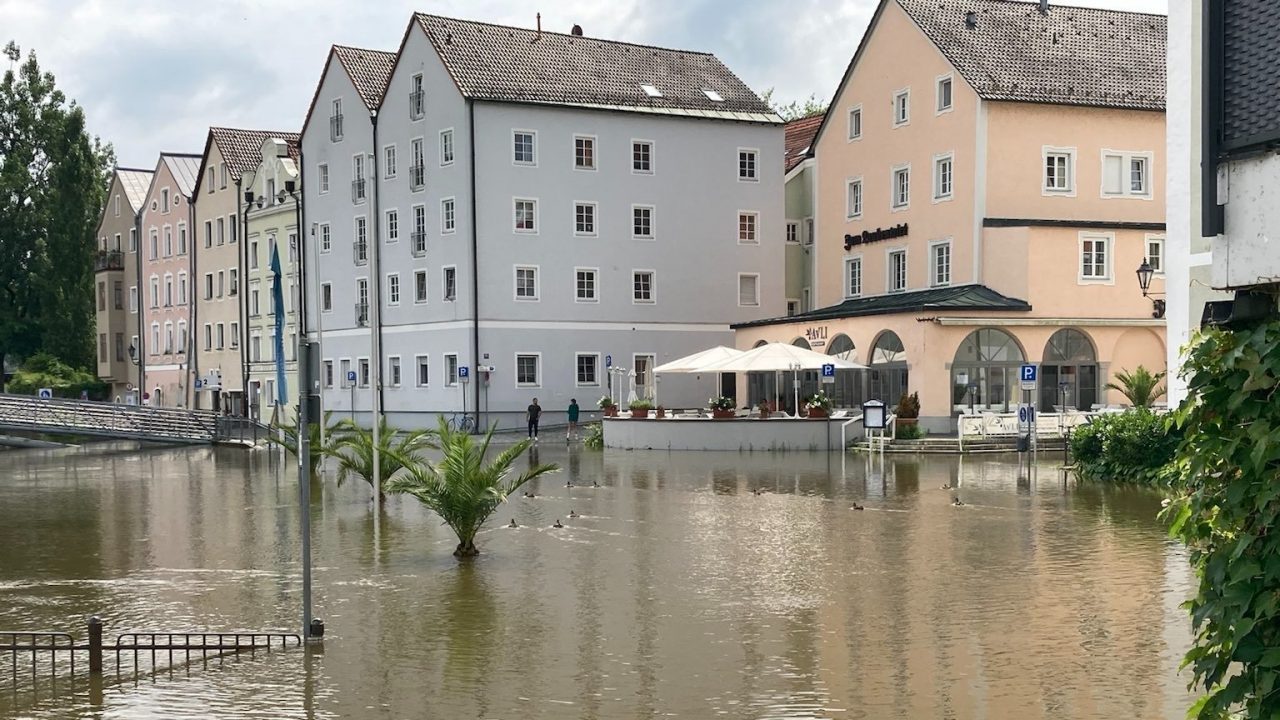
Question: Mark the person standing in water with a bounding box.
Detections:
[527,397,542,441]
[566,398,580,441]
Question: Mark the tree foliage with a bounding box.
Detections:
[327,417,437,499]
[269,410,342,477]
[760,87,828,121]
[6,352,106,399]
[0,41,114,381]
[1163,321,1280,718]
[1105,365,1167,408]
[386,418,558,558]
[1070,408,1179,485]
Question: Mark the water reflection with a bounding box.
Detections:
[0,444,1194,719]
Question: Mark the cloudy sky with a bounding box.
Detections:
[2,0,1166,167]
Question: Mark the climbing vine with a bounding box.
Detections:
[1163,319,1280,719]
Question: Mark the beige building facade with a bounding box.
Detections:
[735,0,1168,431]
[94,167,152,402]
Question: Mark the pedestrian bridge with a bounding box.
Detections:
[0,393,237,444]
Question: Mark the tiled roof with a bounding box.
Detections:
[161,154,202,198]
[414,14,780,123]
[209,128,301,181]
[897,0,1166,111]
[784,115,823,173]
[116,168,154,213]
[333,45,397,110]
[731,284,1030,329]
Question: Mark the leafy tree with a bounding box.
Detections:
[386,418,558,558]
[6,352,106,399]
[1105,366,1167,408]
[760,87,828,121]
[327,417,437,500]
[0,41,114,384]
[1163,321,1280,718]
[269,410,343,477]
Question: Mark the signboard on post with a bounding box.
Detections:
[1019,364,1038,391]
[458,366,470,383]
[1018,403,1035,433]
[346,370,357,384]
[821,363,836,384]
[37,388,53,400]
[605,354,612,368]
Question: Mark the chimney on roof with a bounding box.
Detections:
[571,24,583,36]
[964,10,978,28]
[535,12,542,41]
[1039,0,1049,14]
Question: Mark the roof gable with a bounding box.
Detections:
[195,128,300,195]
[414,13,779,122]
[300,45,396,140]
[784,115,823,173]
[897,0,1166,111]
[116,168,154,214]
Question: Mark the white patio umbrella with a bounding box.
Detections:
[652,346,744,373]
[700,343,867,416]
[627,369,638,404]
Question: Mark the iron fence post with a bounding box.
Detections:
[87,616,102,674]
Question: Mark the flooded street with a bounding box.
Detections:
[0,443,1194,719]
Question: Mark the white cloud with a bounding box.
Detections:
[0,0,1166,166]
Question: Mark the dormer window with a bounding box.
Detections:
[703,89,724,102]
[161,188,170,213]
[640,84,663,98]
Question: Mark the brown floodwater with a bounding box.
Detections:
[0,442,1195,719]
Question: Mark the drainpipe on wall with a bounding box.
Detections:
[135,210,146,400]
[468,99,481,431]
[187,192,198,409]
[239,177,250,417]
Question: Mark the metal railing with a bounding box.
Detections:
[329,114,343,142]
[94,250,124,272]
[0,393,222,444]
[409,164,425,191]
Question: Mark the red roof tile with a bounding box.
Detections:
[783,115,823,173]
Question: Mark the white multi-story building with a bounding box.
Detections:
[302,16,784,428]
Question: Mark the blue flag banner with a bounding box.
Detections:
[271,242,288,406]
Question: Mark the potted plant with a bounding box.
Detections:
[629,398,653,419]
[655,405,666,419]
[894,392,921,429]
[709,396,736,419]
[804,392,834,419]
[757,400,772,419]
[598,395,618,417]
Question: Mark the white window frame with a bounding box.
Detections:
[893,88,910,127]
[935,74,954,114]
[1042,146,1077,196]
[383,144,397,179]
[1078,232,1114,284]
[632,204,655,240]
[387,355,402,388]
[318,164,329,194]
[574,201,598,237]
[512,129,538,166]
[785,222,799,245]
[847,104,862,141]
[929,239,952,287]
[737,211,760,245]
[632,269,656,305]
[846,177,863,219]
[631,139,654,175]
[933,152,954,202]
[891,163,911,211]
[386,272,400,306]
[513,197,538,234]
[737,272,760,307]
[439,128,455,166]
[1099,149,1154,199]
[887,247,908,293]
[1145,234,1165,274]
[445,353,459,386]
[357,357,370,388]
[575,352,601,387]
[514,265,539,302]
[573,134,598,171]
[442,265,457,302]
[441,197,456,234]
[737,147,760,182]
[845,256,863,298]
[414,269,428,304]
[574,267,599,304]
[514,352,542,388]
[319,223,331,254]
[415,355,430,387]
[323,360,334,389]
[385,208,399,243]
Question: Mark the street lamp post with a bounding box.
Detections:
[1135,261,1166,319]
[789,362,802,419]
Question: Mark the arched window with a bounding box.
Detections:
[791,337,811,350]
[753,339,768,348]
[869,331,908,403]
[951,328,1025,412]
[1040,329,1099,412]
[825,334,862,408]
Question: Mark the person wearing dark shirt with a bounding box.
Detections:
[566,398,580,441]
[526,398,541,441]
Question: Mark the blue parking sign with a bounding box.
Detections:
[458,366,469,378]
[821,363,836,378]
[605,354,612,368]
[1019,364,1037,390]
[347,370,357,383]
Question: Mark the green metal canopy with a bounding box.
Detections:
[731,284,1031,329]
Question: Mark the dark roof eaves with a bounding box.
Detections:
[469,96,783,124]
[413,12,718,58]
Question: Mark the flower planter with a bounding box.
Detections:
[896,417,918,429]
[631,408,650,419]
[711,409,736,419]
[603,406,618,417]
[758,410,771,420]
[807,407,830,419]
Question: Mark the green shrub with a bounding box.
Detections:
[583,423,604,450]
[894,392,920,419]
[1070,409,1179,485]
[895,423,924,440]
[7,353,108,400]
